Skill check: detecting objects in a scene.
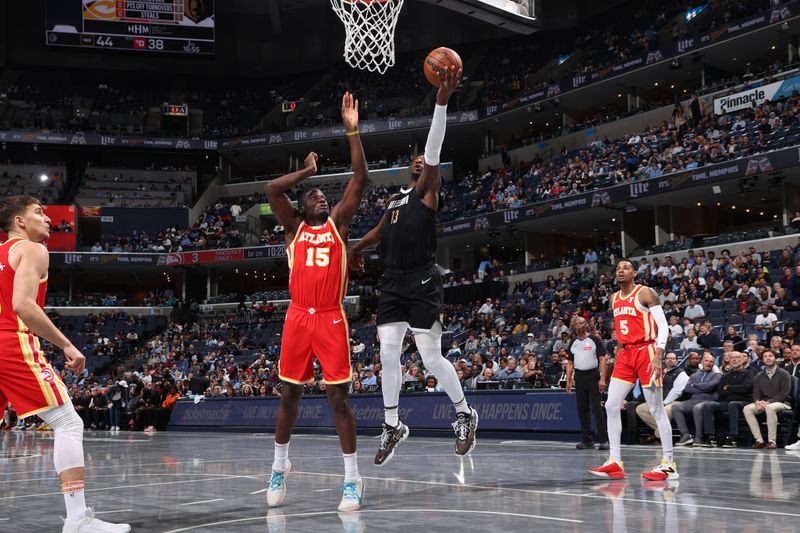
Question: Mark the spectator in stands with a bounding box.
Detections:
[512,318,529,336]
[724,326,744,348]
[737,283,759,314]
[667,316,683,337]
[783,343,800,378]
[683,298,706,321]
[754,305,779,342]
[636,351,688,442]
[697,323,721,349]
[478,298,494,314]
[673,353,721,446]
[680,329,701,351]
[699,351,755,448]
[743,350,792,449]
[88,386,110,430]
[498,357,524,382]
[534,334,553,360]
[523,333,536,354]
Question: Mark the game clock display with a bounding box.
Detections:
[45,0,215,55]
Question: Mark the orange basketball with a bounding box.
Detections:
[423,47,463,87]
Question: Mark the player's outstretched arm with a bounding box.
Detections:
[265,152,318,239]
[348,212,387,272]
[416,65,462,211]
[332,91,369,235]
[12,242,85,374]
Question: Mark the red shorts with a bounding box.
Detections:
[278,304,352,385]
[0,331,70,418]
[611,342,661,388]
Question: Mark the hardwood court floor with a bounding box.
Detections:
[2,430,799,532]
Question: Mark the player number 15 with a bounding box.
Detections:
[305,248,329,267]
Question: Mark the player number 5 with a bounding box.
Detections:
[619,320,629,335]
[305,247,330,267]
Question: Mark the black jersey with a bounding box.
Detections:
[380,185,437,271]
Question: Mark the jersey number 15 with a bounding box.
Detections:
[305,247,330,267]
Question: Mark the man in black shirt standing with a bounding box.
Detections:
[350,66,478,466]
[565,316,608,449]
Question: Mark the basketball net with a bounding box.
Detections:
[330,0,404,74]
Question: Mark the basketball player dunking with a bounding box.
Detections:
[264,93,369,512]
[589,260,678,481]
[349,66,478,465]
[0,196,130,533]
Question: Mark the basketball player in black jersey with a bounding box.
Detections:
[349,65,478,465]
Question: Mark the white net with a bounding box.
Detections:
[330,0,405,74]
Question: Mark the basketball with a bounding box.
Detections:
[424,47,463,87]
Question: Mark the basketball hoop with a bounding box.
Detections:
[330,0,404,74]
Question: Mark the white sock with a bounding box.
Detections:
[453,398,471,415]
[385,407,399,427]
[62,480,88,521]
[273,441,289,471]
[343,452,359,482]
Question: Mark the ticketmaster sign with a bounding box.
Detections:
[714,75,800,115]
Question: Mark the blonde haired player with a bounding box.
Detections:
[589,260,678,481]
[0,195,130,532]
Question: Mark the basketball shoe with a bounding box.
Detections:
[338,478,364,512]
[374,422,409,466]
[266,460,292,507]
[588,457,626,479]
[61,508,131,533]
[641,459,679,481]
[453,407,479,456]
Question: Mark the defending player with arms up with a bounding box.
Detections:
[264,92,369,512]
[589,260,678,481]
[0,196,130,533]
[349,65,479,466]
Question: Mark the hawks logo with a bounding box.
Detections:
[40,367,55,383]
[184,0,214,23]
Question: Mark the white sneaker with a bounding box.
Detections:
[786,439,800,450]
[62,508,131,533]
[266,460,291,507]
[338,478,364,512]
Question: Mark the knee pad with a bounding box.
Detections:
[378,322,409,346]
[39,403,84,473]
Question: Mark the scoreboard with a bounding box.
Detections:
[45,0,215,55]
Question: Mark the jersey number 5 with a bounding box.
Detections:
[618,320,629,335]
[305,247,330,267]
[390,210,399,224]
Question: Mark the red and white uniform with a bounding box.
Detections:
[0,238,70,417]
[279,218,351,384]
[611,284,659,388]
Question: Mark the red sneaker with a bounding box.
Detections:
[641,460,679,481]
[589,458,626,479]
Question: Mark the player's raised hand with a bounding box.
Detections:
[436,65,462,106]
[63,344,86,375]
[348,248,365,273]
[341,91,359,132]
[304,152,319,175]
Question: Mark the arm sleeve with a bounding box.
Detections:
[424,104,447,166]
[649,304,669,349]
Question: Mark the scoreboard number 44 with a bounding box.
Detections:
[95,35,113,47]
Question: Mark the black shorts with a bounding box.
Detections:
[377,264,442,330]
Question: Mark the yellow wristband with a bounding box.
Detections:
[346,130,359,137]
